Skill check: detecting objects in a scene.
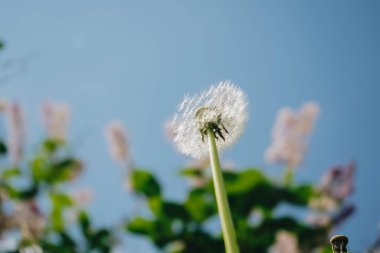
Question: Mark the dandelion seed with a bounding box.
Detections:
[169,81,248,159]
[41,102,70,141]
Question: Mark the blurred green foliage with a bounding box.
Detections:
[0,126,353,252]
[0,138,114,253]
[127,167,334,253]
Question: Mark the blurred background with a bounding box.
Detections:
[0,1,379,252]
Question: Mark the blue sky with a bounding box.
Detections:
[1,1,380,251]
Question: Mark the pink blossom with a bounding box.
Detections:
[71,188,94,205]
[12,200,45,240]
[0,99,8,112]
[41,102,70,140]
[269,230,300,253]
[6,102,25,164]
[105,121,129,164]
[265,102,320,169]
[306,212,332,227]
[320,162,355,201]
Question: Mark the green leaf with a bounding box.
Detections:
[89,229,112,251]
[1,168,21,179]
[0,140,7,155]
[148,195,163,216]
[180,167,204,177]
[127,217,154,235]
[50,193,74,207]
[224,169,267,195]
[185,188,215,222]
[31,155,48,181]
[51,206,64,231]
[163,202,190,222]
[4,184,39,200]
[286,185,315,205]
[58,232,77,249]
[78,211,92,239]
[47,159,82,184]
[49,193,73,231]
[42,138,65,154]
[131,169,161,197]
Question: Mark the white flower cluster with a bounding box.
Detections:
[169,81,248,159]
[41,102,70,141]
[265,102,319,168]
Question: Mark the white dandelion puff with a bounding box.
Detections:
[169,81,248,159]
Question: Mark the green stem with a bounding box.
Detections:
[283,167,294,186]
[207,128,240,253]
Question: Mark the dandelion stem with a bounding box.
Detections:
[207,128,240,253]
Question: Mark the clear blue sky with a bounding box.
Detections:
[1,1,380,251]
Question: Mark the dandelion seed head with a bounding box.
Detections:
[169,81,248,159]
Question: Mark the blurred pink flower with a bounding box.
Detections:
[306,212,332,227]
[5,102,25,164]
[309,195,338,211]
[12,200,45,240]
[269,230,300,253]
[41,102,70,141]
[20,244,43,253]
[320,162,355,201]
[0,99,8,112]
[71,187,94,205]
[105,121,129,164]
[265,102,320,169]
